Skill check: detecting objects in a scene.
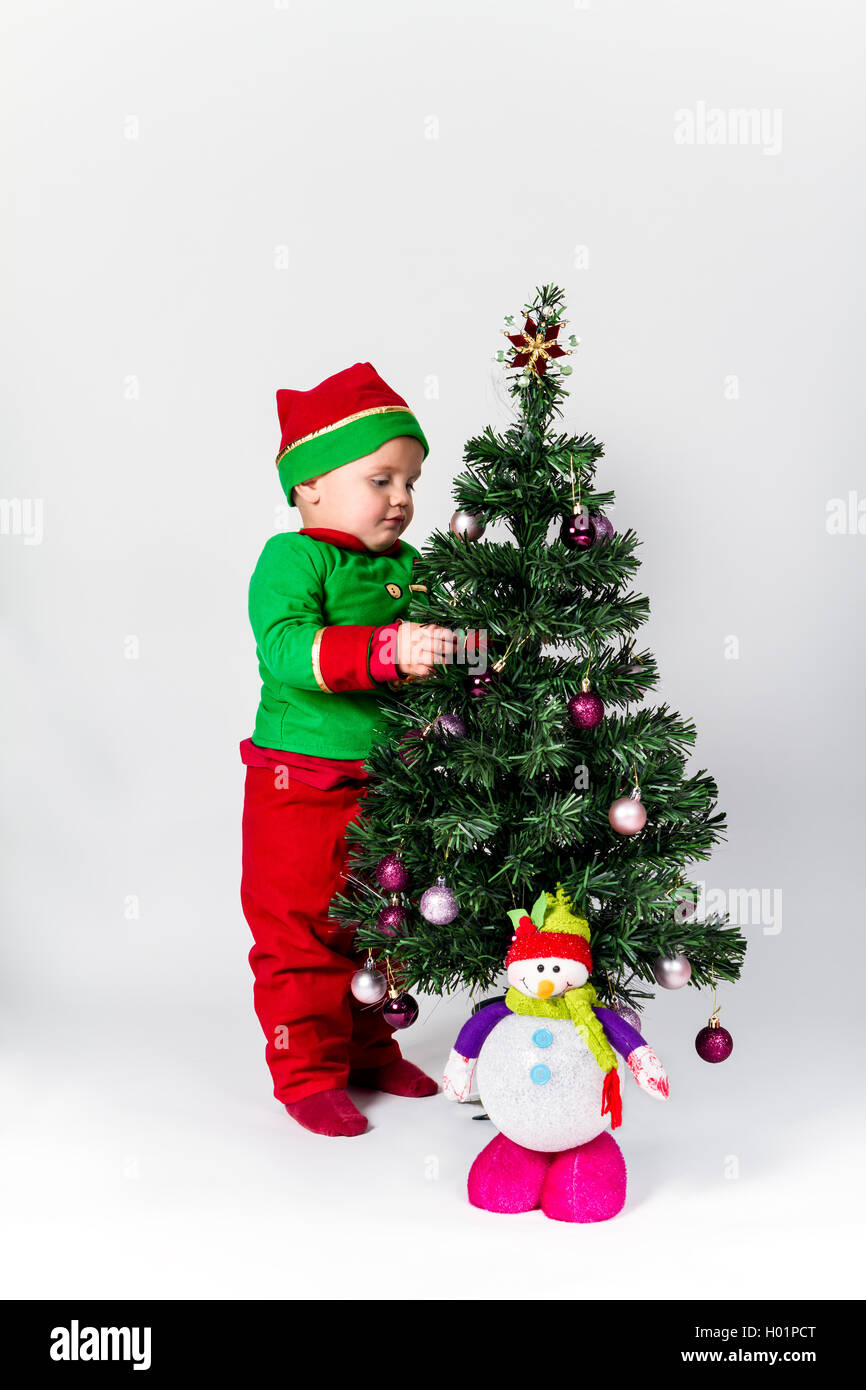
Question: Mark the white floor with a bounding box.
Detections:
[1,983,861,1302]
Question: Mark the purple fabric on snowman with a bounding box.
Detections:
[455,999,645,1061]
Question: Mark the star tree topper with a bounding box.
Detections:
[503,314,572,376]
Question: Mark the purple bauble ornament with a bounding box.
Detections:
[376,902,407,937]
[419,875,459,925]
[350,962,388,1004]
[608,789,647,835]
[450,510,486,542]
[591,511,615,544]
[376,853,410,892]
[433,712,467,740]
[567,690,605,730]
[382,991,419,1029]
[695,1019,734,1063]
[397,730,424,766]
[652,952,692,989]
[466,671,495,698]
[612,1002,642,1031]
[560,506,596,551]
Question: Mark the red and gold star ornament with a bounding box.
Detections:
[503,315,572,377]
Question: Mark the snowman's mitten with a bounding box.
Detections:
[626,1045,670,1099]
[441,1048,478,1103]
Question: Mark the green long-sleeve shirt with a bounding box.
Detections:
[247,527,425,758]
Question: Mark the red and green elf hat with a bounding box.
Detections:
[275,361,430,505]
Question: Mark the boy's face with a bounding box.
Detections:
[293,435,424,552]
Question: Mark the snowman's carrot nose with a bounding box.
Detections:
[537,979,555,998]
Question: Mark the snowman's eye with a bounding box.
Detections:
[536,963,544,973]
[552,965,560,973]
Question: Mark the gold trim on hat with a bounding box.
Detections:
[311,628,332,693]
[276,405,413,467]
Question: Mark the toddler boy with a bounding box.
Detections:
[240,361,455,1136]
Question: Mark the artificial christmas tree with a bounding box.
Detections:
[331,282,745,1037]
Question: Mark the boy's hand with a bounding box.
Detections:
[396,622,458,679]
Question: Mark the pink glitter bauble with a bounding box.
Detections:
[419,875,459,925]
[376,904,407,937]
[376,854,410,892]
[567,691,605,730]
[695,1023,734,1063]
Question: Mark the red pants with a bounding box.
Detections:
[240,767,402,1105]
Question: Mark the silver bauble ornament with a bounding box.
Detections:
[652,953,692,990]
[350,961,388,1004]
[608,788,647,835]
[419,875,459,925]
[450,510,486,542]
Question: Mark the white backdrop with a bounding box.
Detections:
[2,0,865,1300]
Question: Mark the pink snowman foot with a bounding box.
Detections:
[540,1132,627,1223]
[468,1133,554,1214]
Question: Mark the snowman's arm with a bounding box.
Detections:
[442,1001,509,1102]
[594,1006,670,1100]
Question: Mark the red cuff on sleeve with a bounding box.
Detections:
[369,621,402,683]
[317,625,378,693]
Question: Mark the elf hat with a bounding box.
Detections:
[275,361,429,505]
[505,886,593,972]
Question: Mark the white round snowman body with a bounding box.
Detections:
[475,1013,614,1152]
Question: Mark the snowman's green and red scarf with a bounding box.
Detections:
[453,988,648,1130]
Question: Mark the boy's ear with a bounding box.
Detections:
[293,478,319,507]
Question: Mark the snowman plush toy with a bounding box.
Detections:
[442,885,670,1222]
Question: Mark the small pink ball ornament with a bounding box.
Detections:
[433,712,467,740]
[419,875,459,925]
[695,1015,734,1063]
[591,511,615,544]
[612,1001,643,1031]
[376,853,410,892]
[652,953,692,989]
[560,504,596,551]
[383,991,419,1029]
[466,670,496,699]
[567,677,604,730]
[608,787,647,835]
[376,900,407,937]
[450,510,486,542]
